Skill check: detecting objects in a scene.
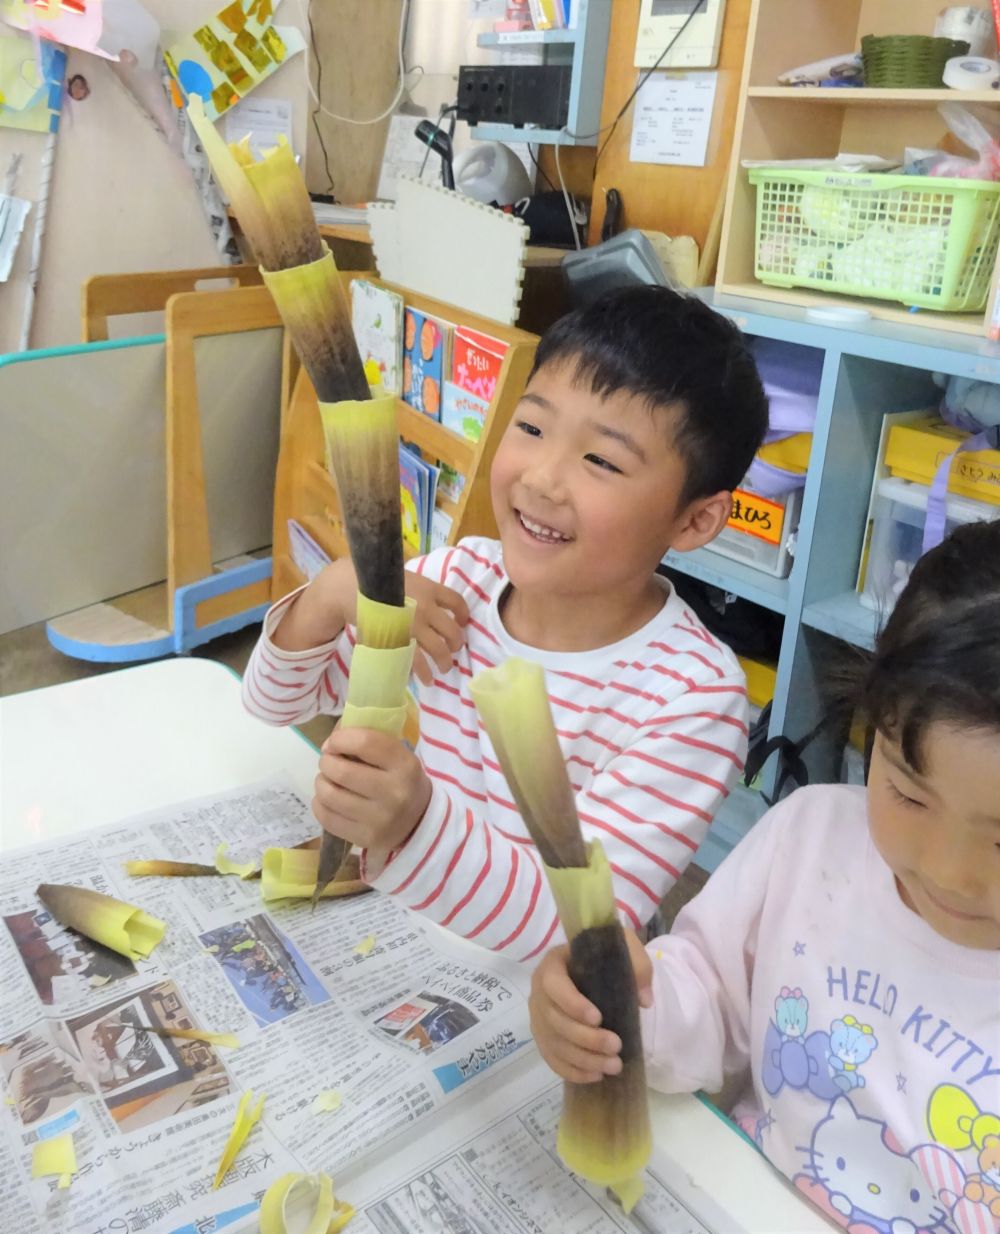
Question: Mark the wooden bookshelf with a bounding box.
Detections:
[271,275,539,600]
[717,0,1000,336]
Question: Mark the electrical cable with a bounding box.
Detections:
[305,2,334,193]
[558,0,705,160]
[527,144,557,193]
[298,0,424,126]
[592,0,705,165]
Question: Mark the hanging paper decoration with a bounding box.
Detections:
[164,0,304,121]
[0,31,66,132]
[0,0,115,59]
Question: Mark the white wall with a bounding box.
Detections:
[0,1,308,354]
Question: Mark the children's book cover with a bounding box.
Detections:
[351,280,404,396]
[402,307,452,420]
[399,445,427,555]
[442,326,510,442]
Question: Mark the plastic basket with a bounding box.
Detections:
[861,34,968,87]
[748,168,1000,312]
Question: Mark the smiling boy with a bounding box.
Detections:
[243,287,769,958]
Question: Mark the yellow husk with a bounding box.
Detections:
[470,659,586,868]
[213,1090,265,1189]
[123,860,218,877]
[36,884,164,962]
[186,95,276,269]
[356,593,416,651]
[260,1173,354,1234]
[260,848,371,903]
[352,934,376,956]
[140,1026,240,1050]
[312,1090,343,1113]
[241,136,323,267]
[545,840,617,941]
[32,1132,76,1188]
[214,843,256,879]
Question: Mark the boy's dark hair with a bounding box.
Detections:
[860,519,1000,771]
[530,286,769,503]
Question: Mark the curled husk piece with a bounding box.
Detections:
[32,1131,76,1189]
[123,860,218,878]
[262,847,372,903]
[470,658,650,1210]
[260,1172,354,1233]
[213,1090,266,1189]
[263,254,369,404]
[135,1025,240,1050]
[312,1090,343,1114]
[186,95,323,272]
[214,843,256,879]
[36,884,164,962]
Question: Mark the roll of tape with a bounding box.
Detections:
[942,55,1000,89]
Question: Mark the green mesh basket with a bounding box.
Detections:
[748,168,1000,312]
[861,34,968,87]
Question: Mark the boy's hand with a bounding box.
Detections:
[529,930,653,1084]
[313,726,433,856]
[405,572,469,686]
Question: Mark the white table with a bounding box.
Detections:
[0,659,831,1232]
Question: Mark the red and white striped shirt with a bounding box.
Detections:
[243,537,748,961]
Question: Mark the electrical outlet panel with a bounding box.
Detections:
[457,65,572,131]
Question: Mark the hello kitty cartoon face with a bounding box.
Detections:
[802,1097,950,1234]
[775,987,808,1039]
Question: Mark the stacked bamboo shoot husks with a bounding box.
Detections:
[470,659,651,1212]
[187,98,415,901]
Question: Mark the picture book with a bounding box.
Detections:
[430,507,453,552]
[442,326,510,443]
[287,519,332,581]
[402,307,453,420]
[436,462,466,505]
[399,444,441,555]
[351,280,404,396]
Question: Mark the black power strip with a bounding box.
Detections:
[456,64,572,131]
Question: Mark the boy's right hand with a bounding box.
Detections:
[529,929,653,1084]
[272,557,469,679]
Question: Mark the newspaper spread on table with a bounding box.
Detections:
[0,777,742,1234]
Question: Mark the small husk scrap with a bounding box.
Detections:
[213,1090,266,1189]
[32,1131,77,1189]
[36,884,164,962]
[259,1173,354,1234]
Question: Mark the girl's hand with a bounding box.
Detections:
[405,571,469,686]
[529,930,653,1083]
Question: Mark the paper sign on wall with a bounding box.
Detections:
[164,0,305,121]
[0,32,67,132]
[0,0,113,58]
[629,71,718,167]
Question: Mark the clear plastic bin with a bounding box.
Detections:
[860,475,1000,613]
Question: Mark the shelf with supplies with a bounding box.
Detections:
[718,0,1000,337]
[683,287,1000,872]
[271,275,539,604]
[468,0,611,147]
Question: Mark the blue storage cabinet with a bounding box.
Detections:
[681,291,1000,872]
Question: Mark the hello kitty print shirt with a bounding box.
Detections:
[641,785,1000,1234]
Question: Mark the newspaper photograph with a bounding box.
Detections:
[0,777,534,1234]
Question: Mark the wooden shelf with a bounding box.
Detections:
[748,86,1000,106]
[397,400,475,471]
[270,274,539,605]
[717,281,984,338]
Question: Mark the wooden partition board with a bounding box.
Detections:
[272,274,539,602]
[2,290,282,636]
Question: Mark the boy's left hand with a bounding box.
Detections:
[313,727,432,855]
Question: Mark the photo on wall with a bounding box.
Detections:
[65,981,231,1133]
